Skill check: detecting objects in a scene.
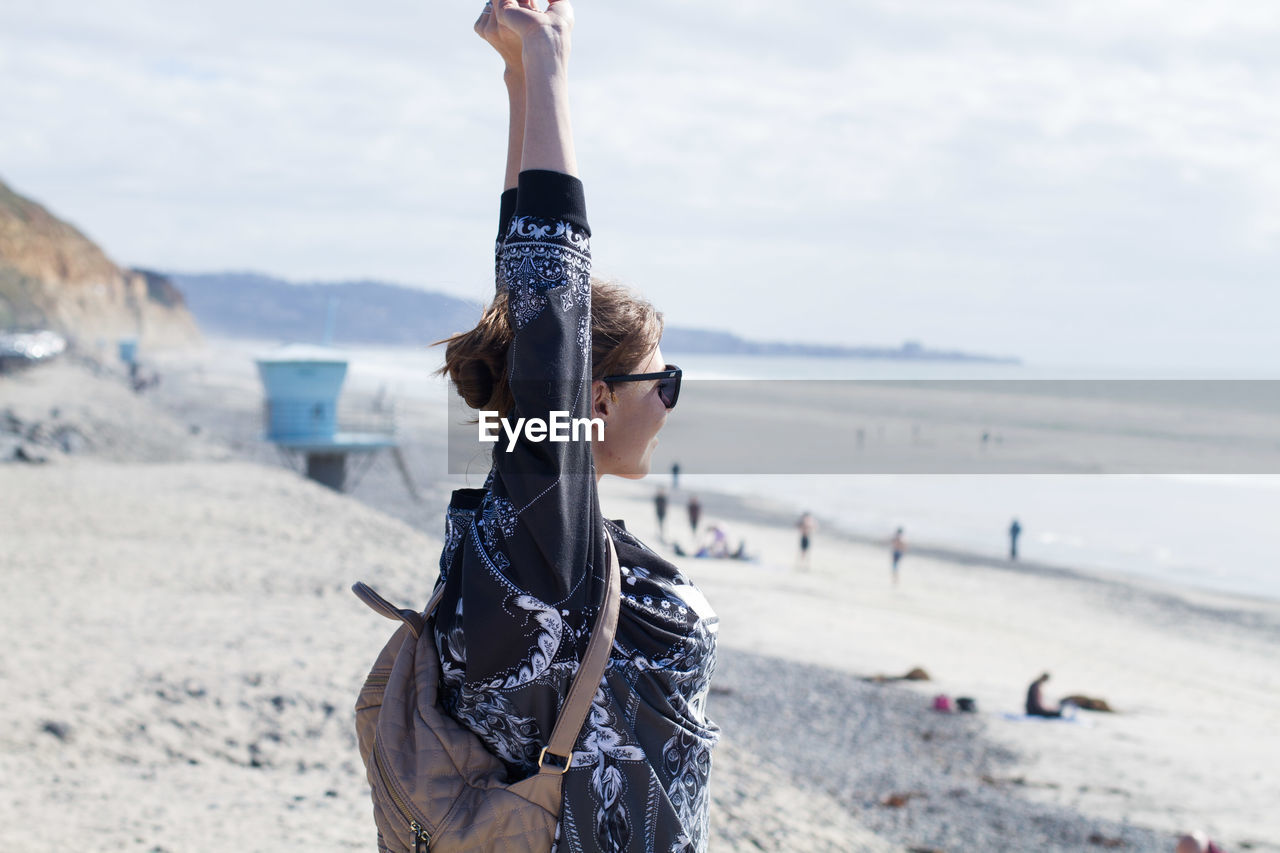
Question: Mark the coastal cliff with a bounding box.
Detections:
[0,177,200,348]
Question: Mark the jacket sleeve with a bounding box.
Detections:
[464,169,609,681]
[495,188,517,294]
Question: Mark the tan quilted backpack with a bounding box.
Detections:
[351,532,619,852]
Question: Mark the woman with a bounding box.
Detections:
[432,3,720,851]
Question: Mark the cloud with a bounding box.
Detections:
[2,0,1278,367]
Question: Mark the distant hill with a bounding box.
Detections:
[658,328,1019,363]
[165,272,484,346]
[167,272,1018,363]
[0,177,199,348]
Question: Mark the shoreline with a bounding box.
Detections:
[613,471,1280,619]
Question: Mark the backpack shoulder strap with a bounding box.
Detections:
[541,530,621,771]
[351,568,449,639]
[351,581,427,638]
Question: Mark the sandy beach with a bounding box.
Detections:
[596,480,1280,851]
[3,346,1278,852]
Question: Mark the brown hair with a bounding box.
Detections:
[436,277,664,418]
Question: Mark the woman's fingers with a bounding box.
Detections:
[494,0,551,21]
[492,0,574,37]
[475,1,504,44]
[475,2,493,36]
[546,0,573,26]
[491,0,522,26]
[475,0,527,68]
[475,15,499,42]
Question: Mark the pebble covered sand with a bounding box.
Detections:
[3,352,1278,852]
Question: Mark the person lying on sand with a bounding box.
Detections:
[671,525,752,561]
[1176,831,1227,853]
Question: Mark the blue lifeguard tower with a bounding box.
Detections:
[117,337,138,367]
[255,345,417,497]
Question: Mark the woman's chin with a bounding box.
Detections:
[595,444,655,480]
[620,454,653,480]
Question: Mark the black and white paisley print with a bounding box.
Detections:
[430,172,719,853]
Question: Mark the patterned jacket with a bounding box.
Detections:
[430,171,720,853]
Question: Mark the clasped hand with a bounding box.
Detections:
[475,0,573,69]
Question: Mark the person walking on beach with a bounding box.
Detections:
[890,527,906,586]
[796,511,816,571]
[688,493,702,537]
[654,486,668,541]
[428,4,719,849]
[671,461,680,490]
[1009,517,1022,561]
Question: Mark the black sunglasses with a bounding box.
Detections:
[602,364,682,410]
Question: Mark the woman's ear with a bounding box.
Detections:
[591,379,613,421]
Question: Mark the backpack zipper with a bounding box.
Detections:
[372,735,432,851]
[409,821,430,853]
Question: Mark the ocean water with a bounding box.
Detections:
[337,345,1280,602]
[665,353,1280,602]
[665,353,1280,382]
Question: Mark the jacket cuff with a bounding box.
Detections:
[515,170,590,236]
[498,188,518,242]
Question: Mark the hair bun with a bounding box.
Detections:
[455,357,497,411]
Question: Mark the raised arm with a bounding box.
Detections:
[475,2,525,295]
[471,0,602,620]
[474,3,527,192]
[492,0,578,177]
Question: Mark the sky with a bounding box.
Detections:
[3,0,1279,369]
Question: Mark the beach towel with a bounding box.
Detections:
[999,712,1093,728]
